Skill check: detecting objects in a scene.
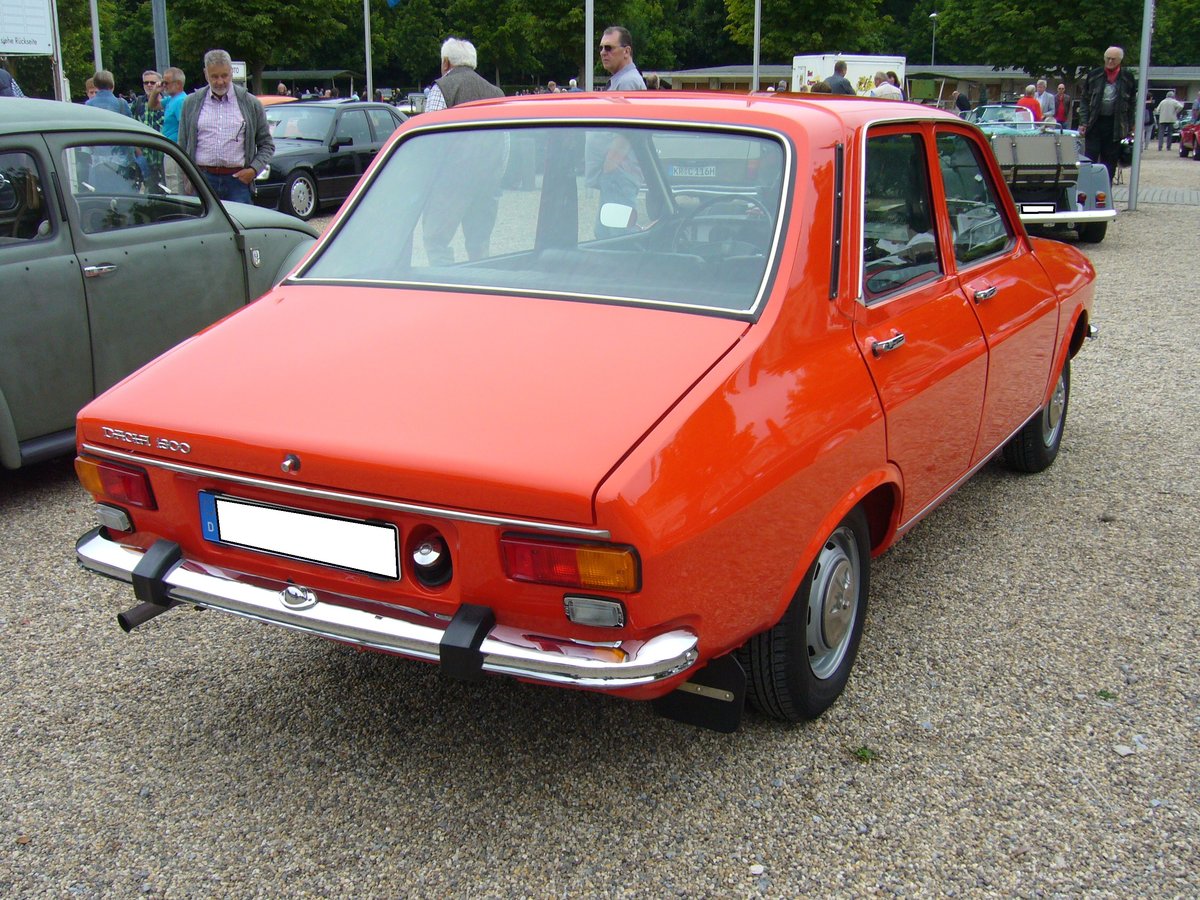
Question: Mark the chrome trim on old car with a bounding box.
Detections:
[80,443,611,539]
[76,528,699,689]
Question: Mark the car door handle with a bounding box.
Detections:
[83,264,118,278]
[870,333,906,356]
[973,285,998,302]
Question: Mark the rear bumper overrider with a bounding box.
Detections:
[75,528,699,689]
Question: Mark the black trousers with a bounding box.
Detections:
[1085,114,1120,186]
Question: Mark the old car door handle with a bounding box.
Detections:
[870,333,906,356]
[974,285,998,302]
[83,264,118,278]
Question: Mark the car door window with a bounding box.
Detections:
[862,132,942,302]
[338,110,372,147]
[936,132,1012,265]
[61,143,205,234]
[0,151,51,243]
[367,109,400,141]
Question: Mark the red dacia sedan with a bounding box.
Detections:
[75,93,1097,731]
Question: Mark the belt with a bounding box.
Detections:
[198,165,242,175]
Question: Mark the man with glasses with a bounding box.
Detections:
[160,68,188,143]
[132,70,165,186]
[178,49,273,204]
[1078,46,1136,184]
[600,26,646,91]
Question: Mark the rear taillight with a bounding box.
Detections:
[75,456,157,510]
[500,535,639,592]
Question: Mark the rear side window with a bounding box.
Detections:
[367,109,400,140]
[936,132,1012,265]
[862,132,942,302]
[0,151,51,243]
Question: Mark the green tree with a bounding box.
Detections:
[723,0,886,59]
[170,0,359,92]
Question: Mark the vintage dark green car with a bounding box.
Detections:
[0,99,318,469]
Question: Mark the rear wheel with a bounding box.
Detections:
[1076,221,1107,243]
[1004,360,1070,473]
[738,508,870,722]
[282,170,318,220]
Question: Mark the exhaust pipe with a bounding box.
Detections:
[117,600,178,633]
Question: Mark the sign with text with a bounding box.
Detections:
[231,61,247,84]
[0,0,53,56]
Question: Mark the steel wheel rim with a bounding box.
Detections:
[289,177,315,218]
[805,525,861,681]
[1042,371,1067,448]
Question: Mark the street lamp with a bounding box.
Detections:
[929,11,938,67]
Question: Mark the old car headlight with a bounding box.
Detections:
[255,167,271,182]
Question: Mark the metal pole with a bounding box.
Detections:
[89,0,103,71]
[585,0,593,90]
[1127,0,1155,212]
[752,0,760,93]
[363,0,374,100]
[930,12,938,67]
[49,0,67,100]
[151,0,170,72]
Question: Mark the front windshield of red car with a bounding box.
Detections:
[298,123,789,316]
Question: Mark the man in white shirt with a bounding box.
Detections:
[868,72,902,101]
[1155,90,1184,150]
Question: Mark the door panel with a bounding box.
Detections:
[48,134,248,395]
[858,129,988,525]
[935,129,1059,463]
[0,143,92,443]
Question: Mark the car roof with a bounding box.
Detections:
[416,90,961,133]
[0,98,160,137]
[281,100,397,110]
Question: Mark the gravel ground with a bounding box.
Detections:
[2,154,1198,898]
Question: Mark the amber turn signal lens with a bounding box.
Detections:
[501,536,639,592]
[75,456,157,510]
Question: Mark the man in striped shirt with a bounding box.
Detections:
[178,49,273,204]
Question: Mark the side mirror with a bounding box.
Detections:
[0,174,16,212]
[599,202,635,230]
[332,135,354,150]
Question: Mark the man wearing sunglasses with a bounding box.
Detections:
[600,26,646,91]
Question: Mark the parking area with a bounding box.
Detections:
[2,155,1197,896]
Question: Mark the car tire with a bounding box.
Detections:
[1003,359,1069,473]
[737,508,870,722]
[1076,221,1107,243]
[282,171,318,220]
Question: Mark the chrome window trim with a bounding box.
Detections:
[285,116,794,320]
[81,443,611,539]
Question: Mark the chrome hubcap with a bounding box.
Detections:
[1042,372,1067,448]
[806,526,861,680]
[290,178,315,217]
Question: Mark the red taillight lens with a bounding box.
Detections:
[500,536,639,592]
[75,456,157,510]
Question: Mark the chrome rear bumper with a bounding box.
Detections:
[76,528,699,689]
[1018,208,1117,226]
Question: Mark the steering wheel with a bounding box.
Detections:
[669,193,775,256]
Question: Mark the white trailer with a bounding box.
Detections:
[791,55,906,95]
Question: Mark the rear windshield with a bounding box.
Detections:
[298,124,789,316]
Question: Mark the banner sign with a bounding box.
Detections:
[0,0,54,56]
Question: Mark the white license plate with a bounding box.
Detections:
[1021,203,1057,214]
[199,492,399,579]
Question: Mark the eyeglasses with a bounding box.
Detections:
[1104,56,1120,62]
[599,44,624,53]
[144,80,160,85]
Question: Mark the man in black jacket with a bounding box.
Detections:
[1077,46,1137,184]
